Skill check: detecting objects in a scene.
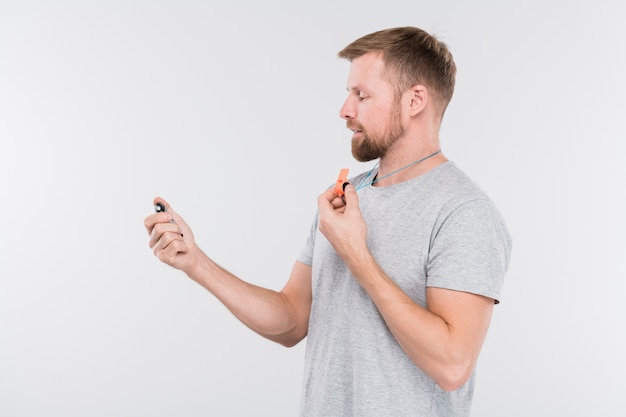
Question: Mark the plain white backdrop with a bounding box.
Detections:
[1,0,625,416]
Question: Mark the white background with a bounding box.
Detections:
[1,0,625,416]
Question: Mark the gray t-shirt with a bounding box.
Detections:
[296,162,512,417]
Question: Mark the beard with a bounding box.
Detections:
[350,101,405,162]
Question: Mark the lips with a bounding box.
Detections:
[347,123,363,134]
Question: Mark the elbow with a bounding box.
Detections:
[279,338,302,348]
[435,363,475,392]
[271,329,307,348]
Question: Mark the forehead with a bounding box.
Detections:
[346,52,391,91]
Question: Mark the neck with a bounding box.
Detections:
[375,143,447,187]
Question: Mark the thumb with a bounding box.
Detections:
[153,197,191,238]
[153,197,172,213]
[153,197,182,222]
[342,183,360,208]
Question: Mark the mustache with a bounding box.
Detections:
[347,122,363,131]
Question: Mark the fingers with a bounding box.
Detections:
[145,197,199,270]
[145,197,183,255]
[318,182,361,215]
[144,210,173,234]
[153,230,187,265]
[148,221,183,249]
[148,213,186,265]
[331,195,347,209]
[318,187,344,214]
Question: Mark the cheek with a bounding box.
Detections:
[373,116,392,135]
[362,108,383,128]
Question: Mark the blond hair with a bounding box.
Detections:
[338,27,456,118]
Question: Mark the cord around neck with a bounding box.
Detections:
[355,149,442,191]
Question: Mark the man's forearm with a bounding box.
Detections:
[184,251,307,347]
[345,251,492,391]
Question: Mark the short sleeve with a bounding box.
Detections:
[426,199,512,303]
[296,213,319,267]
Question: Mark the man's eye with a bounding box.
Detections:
[358,92,368,100]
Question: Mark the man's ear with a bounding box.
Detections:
[407,84,428,116]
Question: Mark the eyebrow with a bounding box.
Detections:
[346,85,368,93]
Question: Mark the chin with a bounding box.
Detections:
[352,149,380,163]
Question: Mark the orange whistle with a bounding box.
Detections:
[335,168,349,197]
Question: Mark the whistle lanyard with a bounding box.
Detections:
[355,149,442,191]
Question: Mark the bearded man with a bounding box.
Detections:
[145,26,512,417]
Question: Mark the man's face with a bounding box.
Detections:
[340,52,405,162]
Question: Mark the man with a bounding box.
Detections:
[145,26,512,416]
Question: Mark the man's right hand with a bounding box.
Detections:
[144,197,199,273]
